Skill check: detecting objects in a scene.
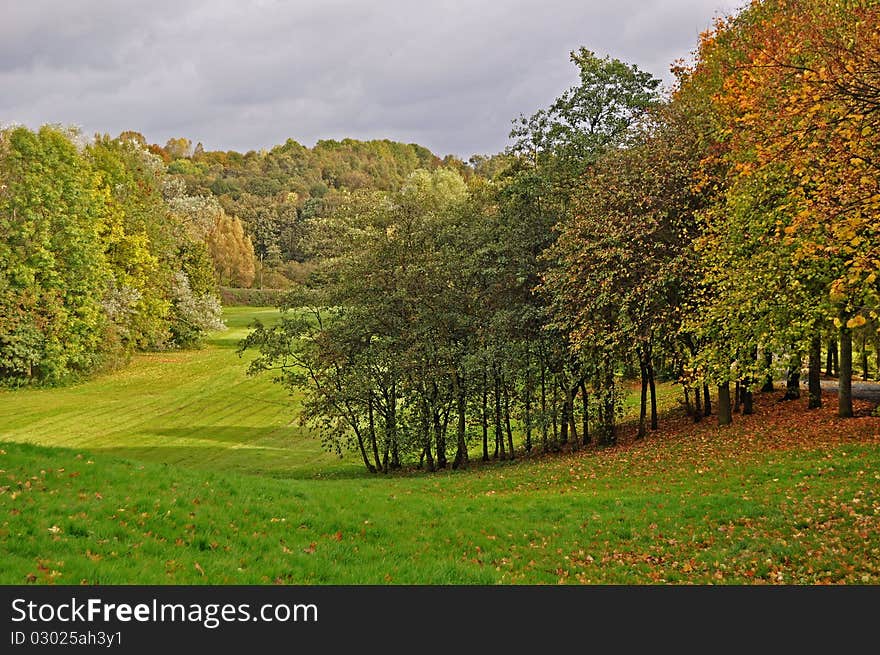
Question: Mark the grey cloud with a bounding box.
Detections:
[1,0,747,157]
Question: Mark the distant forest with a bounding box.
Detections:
[157,135,504,287]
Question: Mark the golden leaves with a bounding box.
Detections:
[846,315,867,329]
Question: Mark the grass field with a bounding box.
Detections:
[1,308,879,584]
[0,308,350,479]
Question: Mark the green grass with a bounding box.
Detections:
[1,435,878,584]
[0,307,353,479]
[1,307,878,584]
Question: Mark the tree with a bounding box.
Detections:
[164,137,193,160]
[88,135,174,349]
[241,169,474,473]
[0,126,110,383]
[206,210,256,287]
[89,134,223,352]
[543,107,711,441]
[510,48,661,179]
[508,49,663,445]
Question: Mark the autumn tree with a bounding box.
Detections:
[206,210,257,287]
[544,107,712,441]
[679,0,880,419]
[0,126,223,385]
[164,137,193,160]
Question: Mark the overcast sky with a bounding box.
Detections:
[1,0,746,158]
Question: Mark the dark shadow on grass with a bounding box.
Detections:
[146,425,305,445]
[204,334,247,349]
[85,445,366,481]
[85,444,367,480]
[0,439,367,481]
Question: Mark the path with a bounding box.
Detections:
[820,379,880,403]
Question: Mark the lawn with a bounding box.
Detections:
[0,307,351,479]
[1,308,878,584]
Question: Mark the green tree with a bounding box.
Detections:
[241,169,478,473]
[0,126,110,383]
[510,48,661,179]
[504,49,663,445]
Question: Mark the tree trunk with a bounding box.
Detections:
[683,387,693,418]
[494,367,505,459]
[559,379,570,446]
[761,349,775,392]
[551,375,559,449]
[702,384,711,417]
[430,382,447,469]
[861,334,869,381]
[524,360,532,453]
[421,399,435,472]
[718,382,732,426]
[481,370,489,462]
[599,366,617,446]
[742,348,756,416]
[354,425,376,474]
[783,354,801,400]
[734,380,741,413]
[808,334,822,409]
[839,324,853,418]
[580,379,590,445]
[741,385,753,415]
[693,383,703,423]
[433,409,447,470]
[826,339,836,377]
[424,442,436,472]
[453,370,468,470]
[566,381,579,451]
[386,385,398,472]
[637,353,648,439]
[832,339,839,376]
[368,392,381,472]
[503,378,515,460]
[648,358,658,430]
[391,435,400,470]
[875,336,880,381]
[540,362,548,452]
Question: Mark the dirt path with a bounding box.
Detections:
[820,379,880,403]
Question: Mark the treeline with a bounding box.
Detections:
[149,135,466,288]
[242,0,880,473]
[0,127,225,384]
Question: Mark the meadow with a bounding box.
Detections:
[0,308,348,479]
[1,308,878,585]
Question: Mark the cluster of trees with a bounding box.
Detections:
[243,0,879,473]
[547,0,879,426]
[0,127,225,385]
[1,116,466,387]
[675,0,880,420]
[240,50,672,471]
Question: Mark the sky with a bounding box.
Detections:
[1,0,746,158]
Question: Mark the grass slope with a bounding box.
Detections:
[1,308,878,584]
[0,308,351,479]
[1,398,879,584]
